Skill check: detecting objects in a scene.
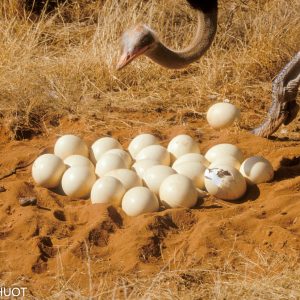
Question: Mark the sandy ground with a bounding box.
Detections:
[0,112,300,297]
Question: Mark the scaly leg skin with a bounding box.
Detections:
[252,51,300,138]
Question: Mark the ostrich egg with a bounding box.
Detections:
[143,165,176,195]
[172,153,209,168]
[204,165,246,200]
[167,135,200,162]
[91,176,126,205]
[122,187,159,217]
[132,159,160,178]
[173,161,206,189]
[136,145,170,166]
[54,135,89,159]
[32,154,66,188]
[205,143,244,163]
[61,166,96,198]
[207,102,240,129]
[209,155,241,169]
[95,153,127,177]
[105,169,142,190]
[104,149,133,168]
[90,137,122,163]
[240,156,274,185]
[128,133,160,159]
[64,155,94,170]
[159,174,198,208]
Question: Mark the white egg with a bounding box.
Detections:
[208,155,241,169]
[105,169,142,190]
[64,155,94,170]
[54,135,89,159]
[240,156,274,185]
[128,133,160,159]
[132,159,160,178]
[90,137,122,163]
[104,149,133,168]
[204,165,247,200]
[91,176,126,205]
[136,145,170,166]
[61,166,96,198]
[159,174,198,208]
[207,102,240,129]
[167,135,200,162]
[122,187,159,217]
[173,161,206,189]
[172,153,209,168]
[205,143,244,163]
[143,165,176,195]
[95,153,127,177]
[32,154,66,188]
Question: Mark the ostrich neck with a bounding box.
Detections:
[146,9,217,69]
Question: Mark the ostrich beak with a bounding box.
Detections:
[116,46,149,70]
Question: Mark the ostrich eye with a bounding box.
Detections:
[139,35,153,47]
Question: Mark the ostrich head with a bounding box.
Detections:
[117,24,157,70]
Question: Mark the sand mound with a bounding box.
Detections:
[0,120,300,297]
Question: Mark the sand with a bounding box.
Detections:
[0,114,300,297]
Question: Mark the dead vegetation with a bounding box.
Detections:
[0,0,299,139]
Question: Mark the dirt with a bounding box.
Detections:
[0,112,300,297]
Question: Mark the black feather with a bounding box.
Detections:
[187,0,218,13]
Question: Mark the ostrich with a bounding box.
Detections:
[117,0,218,70]
[117,0,300,137]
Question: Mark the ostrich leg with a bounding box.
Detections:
[252,51,300,138]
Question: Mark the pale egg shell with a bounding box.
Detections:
[128,134,160,159]
[32,154,66,188]
[54,135,89,159]
[208,155,241,169]
[136,145,170,166]
[207,102,240,129]
[64,155,94,170]
[172,153,209,168]
[122,187,159,217]
[205,144,244,163]
[173,161,206,189]
[95,153,127,177]
[105,169,142,190]
[167,135,200,162]
[91,176,126,205]
[159,174,198,208]
[240,156,274,185]
[204,165,246,200]
[90,137,122,163]
[132,159,160,178]
[61,166,96,198]
[104,149,133,168]
[142,165,176,195]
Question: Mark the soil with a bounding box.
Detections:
[0,111,300,297]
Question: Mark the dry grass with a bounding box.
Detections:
[0,1,300,298]
[24,248,300,299]
[0,0,299,138]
